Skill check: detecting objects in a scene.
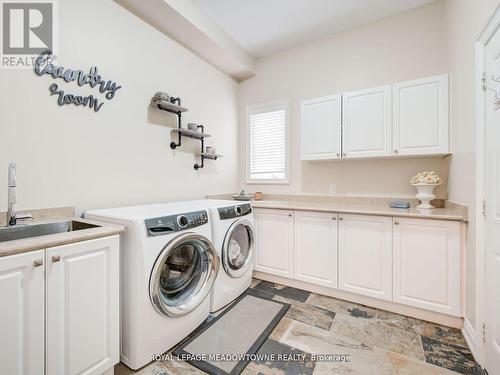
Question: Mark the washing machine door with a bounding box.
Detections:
[150,232,219,317]
[222,218,254,278]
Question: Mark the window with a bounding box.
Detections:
[246,101,289,183]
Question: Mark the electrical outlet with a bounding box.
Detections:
[329,184,336,194]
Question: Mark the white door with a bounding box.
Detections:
[0,250,44,375]
[483,22,500,375]
[301,95,342,160]
[393,74,449,156]
[294,211,338,288]
[393,218,460,316]
[254,208,294,278]
[342,85,392,158]
[46,236,119,375]
[338,214,392,301]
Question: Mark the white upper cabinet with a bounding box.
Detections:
[301,74,450,160]
[294,211,338,288]
[301,95,342,160]
[342,85,392,158]
[393,74,450,156]
[0,250,44,375]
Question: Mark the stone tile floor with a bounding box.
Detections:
[115,279,481,375]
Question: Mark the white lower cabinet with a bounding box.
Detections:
[338,214,393,301]
[0,250,44,375]
[393,218,461,316]
[254,208,294,278]
[253,207,463,317]
[294,211,338,288]
[47,236,120,375]
[0,235,119,375]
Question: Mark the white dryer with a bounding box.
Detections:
[204,200,255,312]
[85,202,219,370]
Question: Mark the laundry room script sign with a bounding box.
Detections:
[33,50,122,112]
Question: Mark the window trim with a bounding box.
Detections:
[246,100,290,184]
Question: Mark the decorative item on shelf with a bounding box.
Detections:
[254,192,263,201]
[410,171,442,209]
[151,91,170,106]
[187,123,199,131]
[232,190,254,201]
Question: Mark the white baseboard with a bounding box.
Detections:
[253,271,463,328]
[462,318,481,365]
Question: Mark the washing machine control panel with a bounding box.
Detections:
[145,210,208,236]
[218,203,252,220]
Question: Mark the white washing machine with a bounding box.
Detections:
[204,200,255,312]
[85,202,219,370]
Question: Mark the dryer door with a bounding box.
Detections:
[222,218,254,278]
[150,232,219,317]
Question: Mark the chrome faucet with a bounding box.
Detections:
[7,163,32,226]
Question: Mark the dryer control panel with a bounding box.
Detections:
[218,203,252,220]
[145,210,208,236]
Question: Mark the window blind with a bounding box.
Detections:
[249,107,287,181]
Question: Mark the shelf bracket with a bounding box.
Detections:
[194,124,205,170]
[168,108,182,149]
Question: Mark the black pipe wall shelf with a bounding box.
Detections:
[154,94,222,170]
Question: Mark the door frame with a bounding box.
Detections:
[474,3,500,368]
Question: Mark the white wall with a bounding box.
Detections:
[443,0,499,350]
[238,1,450,198]
[0,0,239,214]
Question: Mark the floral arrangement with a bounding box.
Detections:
[410,171,442,185]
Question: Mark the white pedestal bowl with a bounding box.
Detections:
[412,184,440,209]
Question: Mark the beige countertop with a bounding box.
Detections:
[208,194,468,222]
[0,217,124,258]
[250,200,467,221]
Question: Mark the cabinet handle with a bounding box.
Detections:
[339,216,343,221]
[332,217,336,221]
[52,255,61,262]
[288,213,292,217]
[394,221,400,225]
[336,153,340,157]
[342,152,346,157]
[394,150,399,154]
[33,259,43,267]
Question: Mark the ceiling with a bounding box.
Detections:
[193,0,436,58]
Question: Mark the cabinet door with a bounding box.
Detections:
[254,208,294,278]
[338,214,392,301]
[342,85,392,158]
[294,211,338,288]
[393,218,460,315]
[0,250,44,375]
[393,74,449,155]
[46,236,120,375]
[301,95,342,160]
